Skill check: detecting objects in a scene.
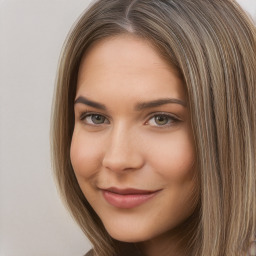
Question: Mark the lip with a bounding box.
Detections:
[101,187,161,209]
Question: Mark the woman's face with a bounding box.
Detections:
[70,35,199,244]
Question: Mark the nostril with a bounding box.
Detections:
[102,155,133,172]
[102,148,144,172]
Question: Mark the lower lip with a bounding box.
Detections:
[102,190,160,209]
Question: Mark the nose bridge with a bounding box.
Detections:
[102,122,143,172]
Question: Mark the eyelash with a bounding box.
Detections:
[146,112,181,127]
[79,111,181,128]
[80,112,110,125]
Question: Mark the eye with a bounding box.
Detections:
[147,113,180,127]
[80,113,109,125]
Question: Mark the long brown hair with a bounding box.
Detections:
[51,0,256,255]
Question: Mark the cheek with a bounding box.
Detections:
[147,128,196,182]
[70,128,103,179]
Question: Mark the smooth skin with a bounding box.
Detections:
[70,34,200,256]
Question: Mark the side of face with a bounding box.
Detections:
[70,34,199,243]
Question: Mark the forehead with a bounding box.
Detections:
[76,34,186,103]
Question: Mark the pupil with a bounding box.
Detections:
[92,115,104,124]
[156,115,168,125]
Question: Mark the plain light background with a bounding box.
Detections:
[0,1,255,256]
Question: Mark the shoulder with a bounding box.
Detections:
[84,249,94,256]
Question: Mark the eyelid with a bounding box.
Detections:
[77,110,182,127]
[79,111,110,125]
[145,112,182,127]
[147,111,182,120]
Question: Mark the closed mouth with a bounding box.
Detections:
[101,187,162,208]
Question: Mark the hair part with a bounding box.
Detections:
[51,0,256,255]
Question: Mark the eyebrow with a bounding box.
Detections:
[74,96,186,110]
[135,98,186,110]
[74,96,107,110]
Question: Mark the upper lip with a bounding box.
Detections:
[101,187,161,195]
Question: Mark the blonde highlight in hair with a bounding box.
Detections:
[51,0,256,255]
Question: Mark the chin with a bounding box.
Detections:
[109,232,148,243]
[104,223,157,243]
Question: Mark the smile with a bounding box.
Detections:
[101,187,161,209]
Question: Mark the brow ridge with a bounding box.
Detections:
[74,96,107,110]
[135,98,186,110]
[74,96,186,110]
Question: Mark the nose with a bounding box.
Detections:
[102,125,144,172]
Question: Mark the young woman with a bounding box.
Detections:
[51,0,256,255]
